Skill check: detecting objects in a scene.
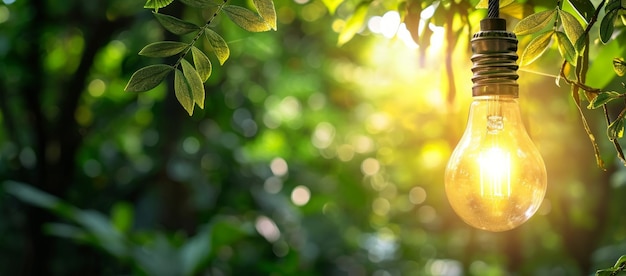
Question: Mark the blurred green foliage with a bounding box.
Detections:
[1,0,626,275]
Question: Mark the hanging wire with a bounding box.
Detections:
[487,0,499,18]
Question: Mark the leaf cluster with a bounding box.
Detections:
[126,0,277,115]
[514,0,626,168]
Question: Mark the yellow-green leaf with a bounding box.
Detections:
[567,0,595,23]
[613,58,626,76]
[608,117,625,140]
[139,41,188,57]
[520,31,554,66]
[513,9,556,36]
[337,2,369,46]
[204,28,230,65]
[153,12,201,35]
[125,64,174,92]
[555,31,577,66]
[191,46,212,82]
[174,69,195,116]
[144,0,174,11]
[322,0,344,15]
[181,59,205,109]
[222,5,272,32]
[588,91,621,109]
[558,10,584,51]
[253,0,277,31]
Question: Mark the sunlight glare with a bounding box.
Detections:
[380,11,400,38]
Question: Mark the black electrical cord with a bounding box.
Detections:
[487,0,499,18]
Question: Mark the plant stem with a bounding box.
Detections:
[173,0,229,69]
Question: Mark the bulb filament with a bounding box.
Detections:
[478,147,512,198]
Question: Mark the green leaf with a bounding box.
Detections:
[111,202,133,234]
[222,5,272,32]
[253,0,277,31]
[600,8,619,44]
[191,46,212,82]
[608,116,625,140]
[614,58,626,76]
[174,68,195,116]
[181,59,205,109]
[144,0,174,11]
[614,255,626,268]
[181,224,213,276]
[4,181,59,209]
[558,10,584,51]
[337,2,369,46]
[204,28,230,65]
[555,31,577,66]
[588,91,621,109]
[596,269,617,276]
[139,41,188,57]
[125,64,174,92]
[513,9,556,36]
[606,0,621,13]
[153,12,201,35]
[567,0,595,23]
[520,31,554,66]
[322,0,344,15]
[180,0,217,8]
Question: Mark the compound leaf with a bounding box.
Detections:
[204,28,230,65]
[154,12,201,35]
[191,46,212,82]
[520,31,554,66]
[174,68,195,116]
[513,9,556,36]
[139,41,188,57]
[253,0,277,31]
[181,59,205,109]
[125,64,174,92]
[555,31,577,66]
[222,5,272,32]
[558,10,584,51]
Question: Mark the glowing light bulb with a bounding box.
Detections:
[444,18,547,232]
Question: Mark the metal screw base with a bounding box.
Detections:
[471,18,519,97]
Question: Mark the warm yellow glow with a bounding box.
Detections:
[445,97,547,232]
[477,147,511,198]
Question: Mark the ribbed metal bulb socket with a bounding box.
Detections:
[471,18,519,97]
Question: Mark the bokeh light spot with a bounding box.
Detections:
[270,157,288,176]
[312,122,335,149]
[291,185,311,206]
[255,216,280,242]
[409,186,427,205]
[361,158,380,176]
[372,197,390,216]
[264,176,283,194]
[183,136,200,155]
[88,79,106,97]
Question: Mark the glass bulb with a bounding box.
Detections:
[445,95,547,232]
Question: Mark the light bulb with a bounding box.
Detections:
[444,18,547,232]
